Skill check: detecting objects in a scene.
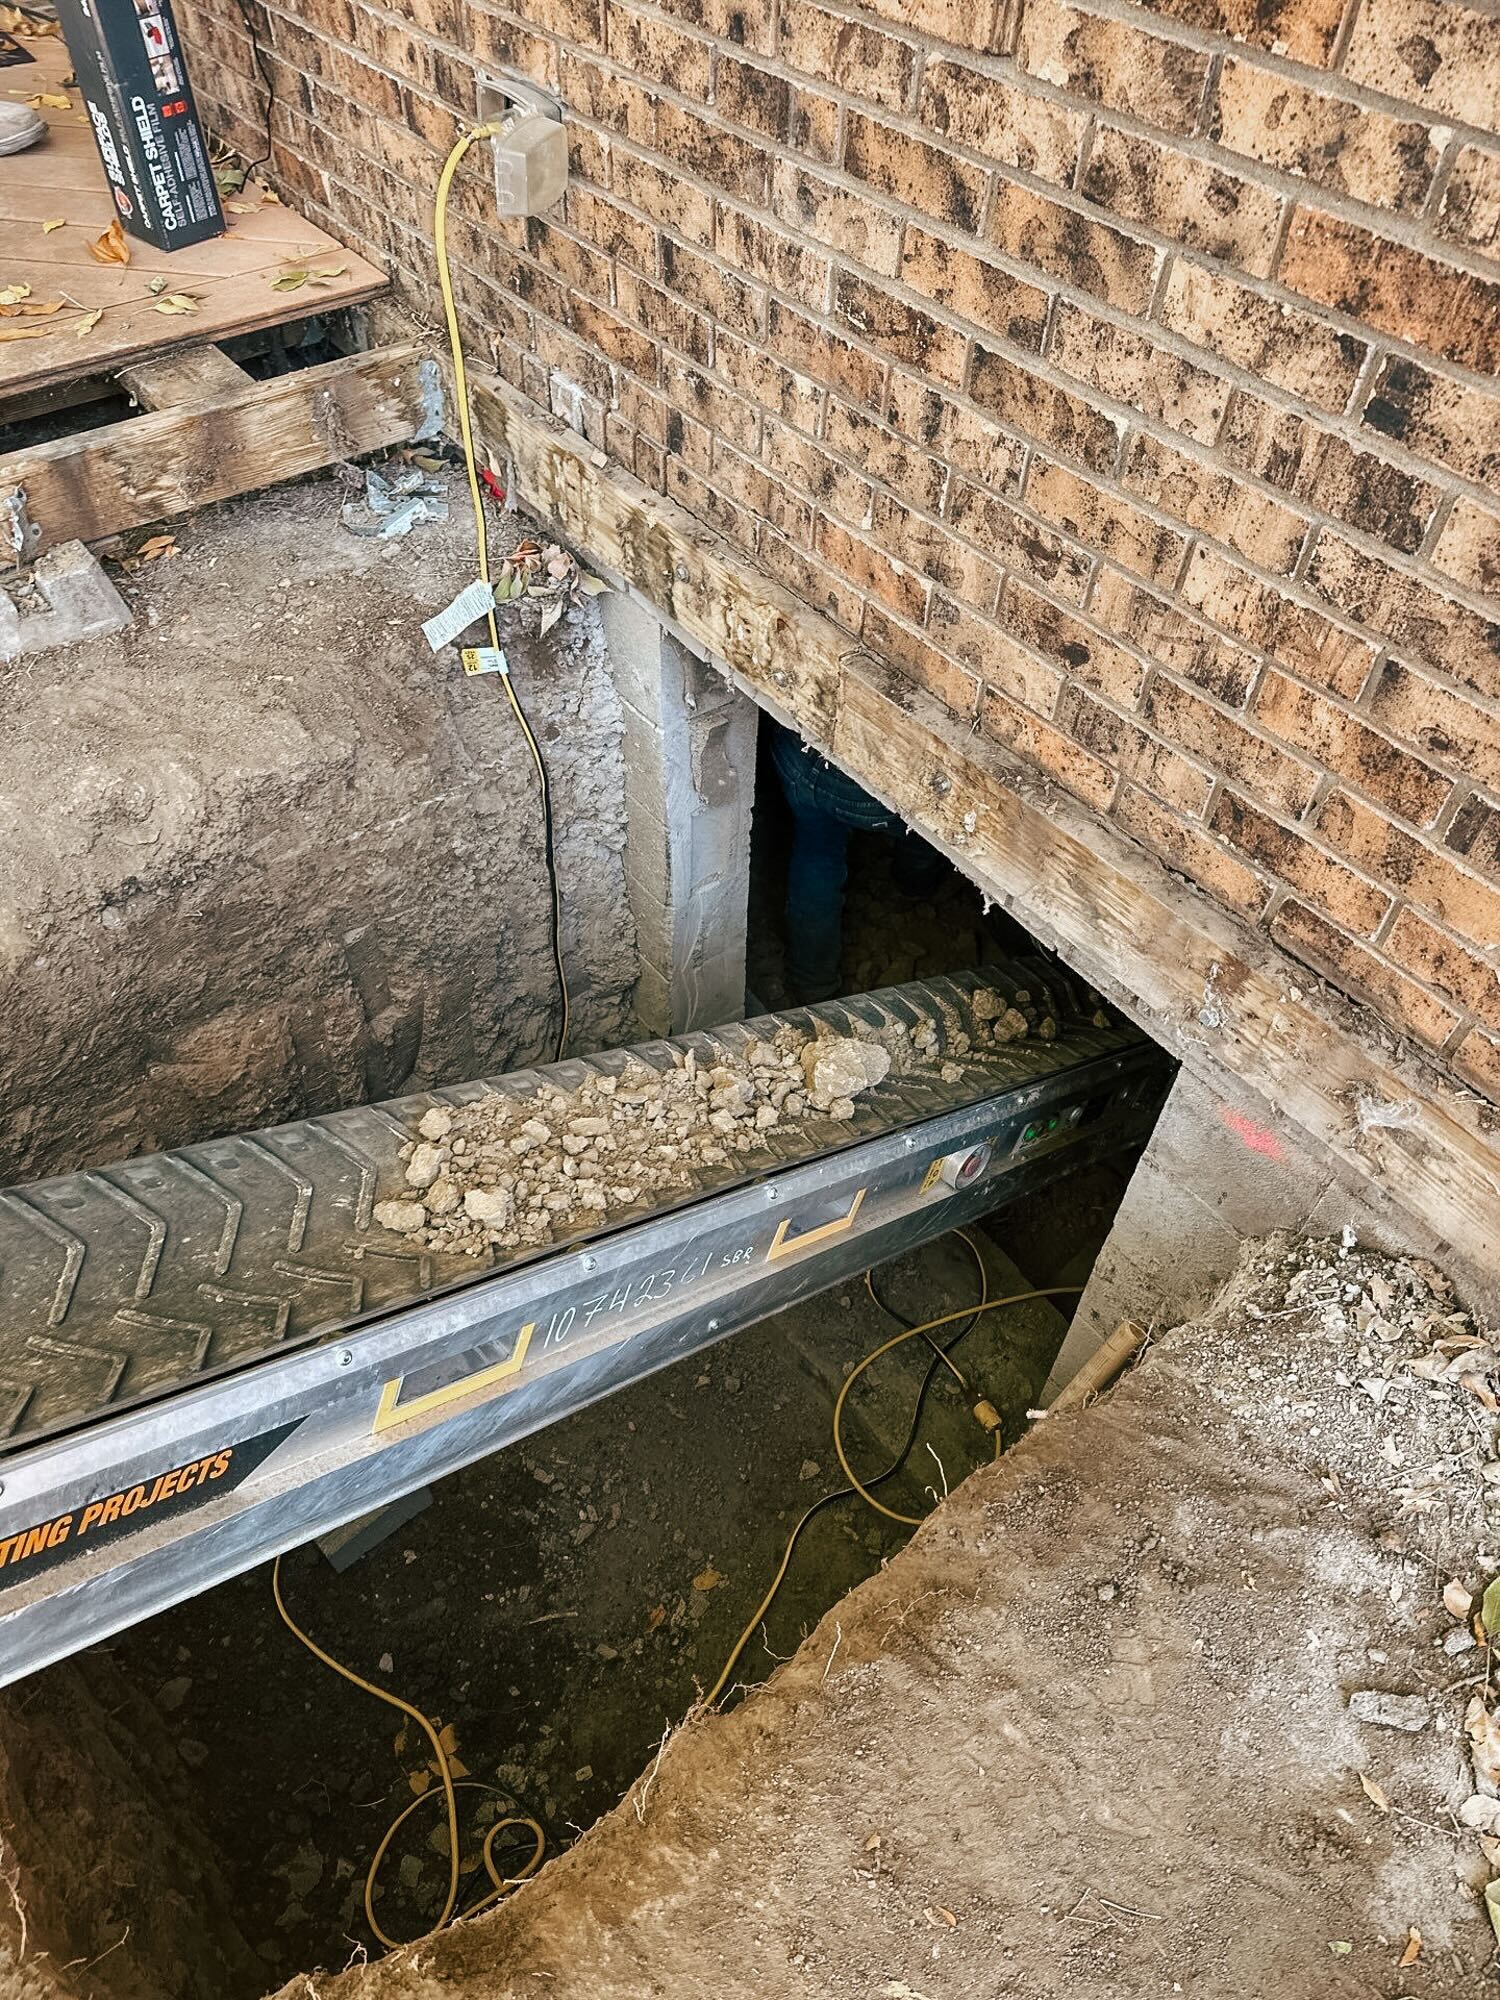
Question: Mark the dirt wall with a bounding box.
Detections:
[0,477,638,1183]
[172,0,1500,1100]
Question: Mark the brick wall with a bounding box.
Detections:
[176,0,1500,1098]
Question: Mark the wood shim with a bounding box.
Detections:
[0,344,435,557]
[473,373,1500,1287]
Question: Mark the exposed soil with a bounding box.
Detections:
[268,1235,1500,2000]
[0,473,636,1183]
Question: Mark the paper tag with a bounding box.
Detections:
[422,579,496,653]
[461,646,509,677]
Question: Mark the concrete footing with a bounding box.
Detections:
[0,540,132,661]
[599,590,757,1036]
[1041,1066,1463,1399]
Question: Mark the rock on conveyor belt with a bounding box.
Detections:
[373,982,1097,1259]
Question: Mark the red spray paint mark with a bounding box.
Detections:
[1220,1105,1285,1162]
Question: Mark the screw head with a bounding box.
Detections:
[582,1253,598,1271]
[338,1349,354,1367]
[707,1318,719,1332]
[765,1186,779,1202]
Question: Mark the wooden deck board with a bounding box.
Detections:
[0,31,386,398]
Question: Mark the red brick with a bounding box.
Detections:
[1212,58,1437,213]
[659,236,764,338]
[1093,570,1260,707]
[760,526,863,631]
[565,186,656,273]
[768,161,902,278]
[1437,143,1500,257]
[814,513,931,623]
[1144,675,1320,816]
[900,225,1048,347]
[560,49,658,146]
[656,101,771,203]
[1283,209,1500,378]
[1178,547,1376,702]
[766,299,887,406]
[1384,906,1500,1028]
[1269,900,1462,1052]
[969,347,1121,473]
[611,147,715,244]
[764,417,872,527]
[1083,125,1285,277]
[1132,0,1345,67]
[1212,793,1391,935]
[1359,356,1500,490]
[1343,0,1500,129]
[1304,532,1500,704]
[1253,668,1453,826]
[714,329,821,422]
[1157,261,1365,414]
[662,356,761,452]
[824,399,948,514]
[1055,684,1213,814]
[930,595,1063,710]
[1216,392,1440,557]
[1452,1026,1500,1101]
[949,477,1092,602]
[1445,795,1500,883]
[885,375,1030,489]
[1366,661,1500,796]
[789,85,841,162]
[1122,432,1309,577]
[1319,791,1500,943]
[980,686,1118,809]
[1014,0,1209,135]
[652,0,773,54]
[613,267,709,362]
[1047,301,1229,446]
[919,57,1085,184]
[998,575,1146,706]
[863,602,982,720]
[832,270,969,385]
[989,183,1159,314]
[1430,497,1500,601]
[1112,780,1269,915]
[777,0,916,109]
[714,51,792,143]
[871,493,1002,608]
[605,2,711,93]
[714,202,829,311]
[844,109,990,235]
[1025,457,1187,589]
[857,0,1002,52]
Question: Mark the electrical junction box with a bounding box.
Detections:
[476,74,568,218]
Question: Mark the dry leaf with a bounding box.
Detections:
[27,90,71,109]
[16,299,63,317]
[1465,1695,1500,1794]
[0,282,31,306]
[691,1565,725,1592]
[74,307,102,337]
[271,269,308,291]
[436,1721,460,1757]
[1488,1881,1500,1949]
[135,534,176,561]
[923,1907,957,1928]
[88,218,130,266]
[0,323,55,342]
[41,217,65,234]
[153,293,200,315]
[224,199,258,214]
[1444,1579,1474,1620]
[146,275,168,295]
[407,1767,431,1796]
[1399,1927,1421,1968]
[646,1603,666,1631]
[1358,1771,1389,1813]
[310,262,348,280]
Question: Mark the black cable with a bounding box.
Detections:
[230,0,275,177]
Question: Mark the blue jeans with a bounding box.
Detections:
[769,726,946,1003]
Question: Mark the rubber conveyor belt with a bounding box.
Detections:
[0,967,1169,1683]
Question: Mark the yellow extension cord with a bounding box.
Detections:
[273,1553,546,1950]
[434,121,571,1065]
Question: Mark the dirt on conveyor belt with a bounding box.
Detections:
[274,1234,1500,2000]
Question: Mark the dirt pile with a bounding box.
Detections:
[373,991,1064,1257]
[279,1233,1500,1998]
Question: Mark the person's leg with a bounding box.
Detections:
[889,831,950,900]
[784,801,849,1003]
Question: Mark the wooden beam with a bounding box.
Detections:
[117,344,252,410]
[474,371,1500,1296]
[0,344,437,556]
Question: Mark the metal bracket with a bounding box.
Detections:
[1,488,40,575]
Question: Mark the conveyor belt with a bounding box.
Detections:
[0,967,1171,1683]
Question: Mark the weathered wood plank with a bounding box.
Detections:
[118,345,252,410]
[475,371,1500,1291]
[0,345,437,555]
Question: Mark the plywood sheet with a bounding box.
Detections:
[0,27,385,397]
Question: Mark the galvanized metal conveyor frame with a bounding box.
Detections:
[0,971,1170,1684]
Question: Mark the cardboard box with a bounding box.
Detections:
[57,0,224,250]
